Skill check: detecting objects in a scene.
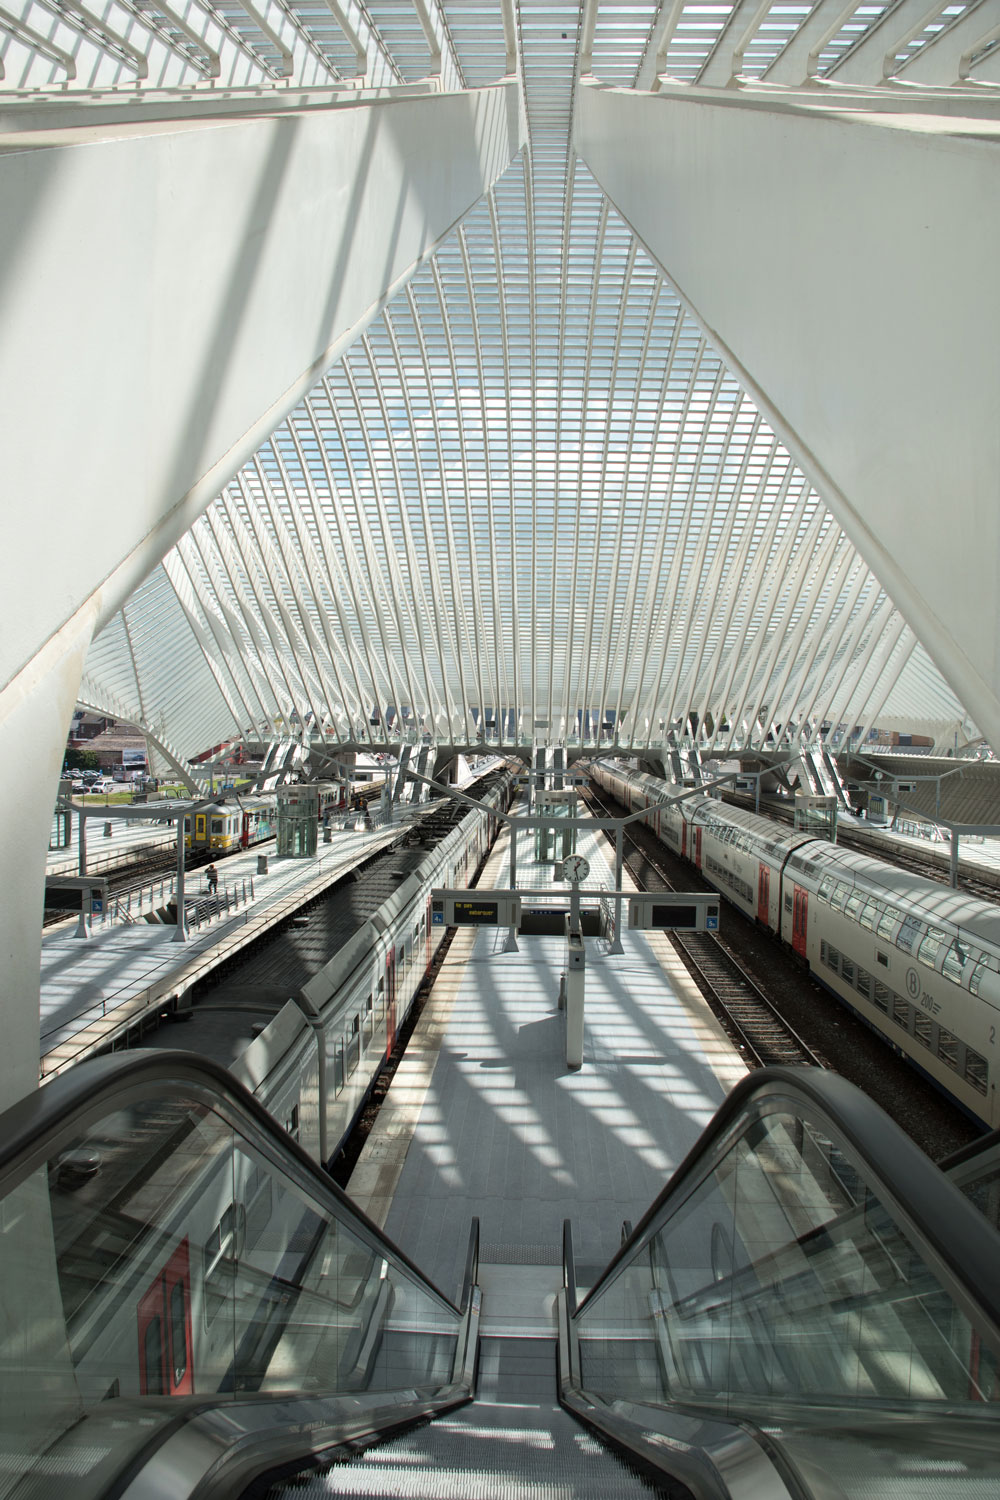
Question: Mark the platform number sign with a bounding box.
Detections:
[706,909,719,930]
[431,900,445,926]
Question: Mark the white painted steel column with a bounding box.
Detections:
[0,81,523,1115]
[574,83,1000,751]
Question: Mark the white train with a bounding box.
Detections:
[591,760,999,1131]
[61,769,514,1405]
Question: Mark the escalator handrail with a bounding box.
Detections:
[0,1049,463,1317]
[571,1065,1000,1343]
[938,1125,1000,1172]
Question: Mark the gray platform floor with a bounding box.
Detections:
[356,819,746,1304]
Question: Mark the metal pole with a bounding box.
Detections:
[610,824,625,954]
[950,829,959,889]
[173,815,187,942]
[78,809,87,877]
[503,817,519,952]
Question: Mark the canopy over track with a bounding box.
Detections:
[0,0,997,1104]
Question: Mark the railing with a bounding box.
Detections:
[559,1067,1000,1499]
[0,1052,477,1500]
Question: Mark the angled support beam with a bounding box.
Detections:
[575,81,1000,752]
[0,80,523,1114]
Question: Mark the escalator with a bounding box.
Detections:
[0,1058,997,1499]
[559,1069,1000,1499]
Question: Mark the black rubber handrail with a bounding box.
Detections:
[938,1125,1000,1172]
[572,1066,1000,1344]
[0,1049,462,1317]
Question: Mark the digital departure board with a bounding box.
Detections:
[452,900,498,925]
[431,889,521,928]
[628,894,719,932]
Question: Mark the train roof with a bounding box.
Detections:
[790,839,1000,951]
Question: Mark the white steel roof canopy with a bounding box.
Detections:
[15,0,989,770]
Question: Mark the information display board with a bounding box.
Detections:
[431,889,521,927]
[628,893,719,932]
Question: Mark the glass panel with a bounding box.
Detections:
[876,907,901,940]
[573,1104,1000,1492]
[0,1085,462,1500]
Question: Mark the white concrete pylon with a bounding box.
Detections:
[0,80,523,1114]
[574,80,1000,752]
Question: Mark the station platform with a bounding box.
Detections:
[346,810,747,1303]
[39,821,405,1080]
[47,804,182,876]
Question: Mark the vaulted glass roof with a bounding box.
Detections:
[16,0,986,765]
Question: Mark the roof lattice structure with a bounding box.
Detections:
[8,0,989,766]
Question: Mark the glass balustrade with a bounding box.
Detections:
[0,1058,470,1500]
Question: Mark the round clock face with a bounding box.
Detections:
[563,853,590,882]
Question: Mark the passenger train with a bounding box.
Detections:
[184,782,345,854]
[591,759,999,1131]
[61,768,515,1405]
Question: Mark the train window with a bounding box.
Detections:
[937,1030,959,1069]
[204,1206,237,1324]
[334,1040,345,1095]
[876,908,901,940]
[784,893,793,912]
[352,1013,360,1035]
[856,968,871,1000]
[245,1164,273,1250]
[876,951,889,968]
[967,961,996,997]
[211,818,224,834]
[913,1013,933,1050]
[366,993,373,1013]
[895,916,923,955]
[285,1105,299,1141]
[170,1281,188,1385]
[844,893,864,919]
[143,1317,165,1395]
[841,958,856,986]
[818,876,834,902]
[917,927,946,969]
[830,884,850,912]
[873,981,890,1013]
[965,1050,988,1096]
[858,901,878,931]
[942,944,965,983]
[892,997,912,1032]
[826,944,840,971]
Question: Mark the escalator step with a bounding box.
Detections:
[261,1404,676,1498]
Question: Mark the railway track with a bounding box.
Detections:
[586,786,825,1070]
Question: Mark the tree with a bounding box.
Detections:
[64,748,100,772]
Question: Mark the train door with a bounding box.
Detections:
[681,821,688,859]
[241,812,251,849]
[385,949,397,1052]
[791,886,808,958]
[693,826,702,870]
[757,865,770,925]
[138,1240,193,1397]
[194,812,207,845]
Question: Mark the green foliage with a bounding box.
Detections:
[65,748,100,771]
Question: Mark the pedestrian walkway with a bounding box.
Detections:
[347,809,746,1300]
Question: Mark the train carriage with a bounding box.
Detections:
[590,759,999,1129]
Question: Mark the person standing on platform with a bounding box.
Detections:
[206,863,218,895]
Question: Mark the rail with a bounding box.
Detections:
[559,1066,1000,1499]
[0,1051,478,1500]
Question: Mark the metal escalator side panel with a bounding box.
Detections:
[0,1051,472,1500]
[562,1067,1000,1497]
